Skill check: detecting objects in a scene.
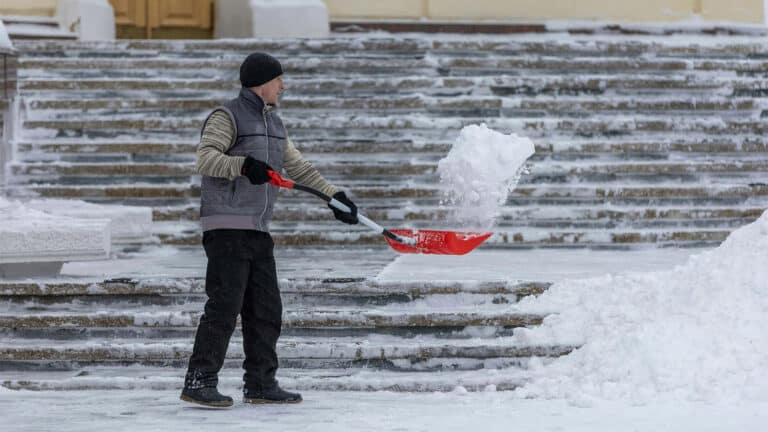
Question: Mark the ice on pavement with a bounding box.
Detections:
[437,123,535,229]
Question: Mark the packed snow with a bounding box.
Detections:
[1,388,767,432]
[437,124,535,229]
[0,197,110,264]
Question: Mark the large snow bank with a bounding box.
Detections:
[514,210,768,404]
[437,124,534,229]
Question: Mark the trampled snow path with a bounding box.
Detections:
[1,387,766,432]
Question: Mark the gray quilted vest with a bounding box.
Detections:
[199,88,286,232]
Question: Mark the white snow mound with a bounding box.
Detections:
[513,210,768,404]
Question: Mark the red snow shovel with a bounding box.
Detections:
[268,170,492,255]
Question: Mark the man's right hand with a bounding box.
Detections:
[241,156,273,185]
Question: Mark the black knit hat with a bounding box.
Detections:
[240,52,283,88]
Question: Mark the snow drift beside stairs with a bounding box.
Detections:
[437,124,535,230]
[513,210,768,405]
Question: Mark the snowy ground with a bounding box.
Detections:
[1,387,767,432]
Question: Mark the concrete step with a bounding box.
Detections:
[0,365,533,392]
[21,116,768,138]
[24,95,503,114]
[147,208,756,230]
[437,57,768,75]
[14,137,768,157]
[17,57,433,77]
[18,75,768,96]
[0,337,574,365]
[0,308,545,329]
[18,56,768,80]
[11,160,768,182]
[15,36,768,59]
[21,95,761,120]
[0,277,547,297]
[154,225,734,248]
[9,161,437,180]
[19,182,768,202]
[13,38,432,57]
[151,203,765,226]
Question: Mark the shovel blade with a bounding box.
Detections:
[385,229,492,255]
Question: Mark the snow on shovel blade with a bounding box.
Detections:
[385,229,492,255]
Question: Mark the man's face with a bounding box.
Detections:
[260,76,284,106]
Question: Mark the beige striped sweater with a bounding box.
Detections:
[196,110,338,197]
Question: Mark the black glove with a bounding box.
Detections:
[241,156,273,185]
[329,191,358,225]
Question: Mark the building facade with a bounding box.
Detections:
[1,0,766,36]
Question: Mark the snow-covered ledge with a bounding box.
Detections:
[0,20,12,51]
[23,199,153,244]
[56,0,115,41]
[216,0,329,39]
[1,20,16,194]
[0,198,111,278]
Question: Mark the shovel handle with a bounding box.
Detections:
[267,170,415,246]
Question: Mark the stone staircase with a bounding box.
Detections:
[2,34,768,393]
[0,275,573,392]
[6,35,768,249]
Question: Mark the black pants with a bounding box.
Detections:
[187,229,282,390]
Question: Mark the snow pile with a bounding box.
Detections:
[0,197,110,263]
[24,199,153,242]
[514,210,768,404]
[437,124,535,229]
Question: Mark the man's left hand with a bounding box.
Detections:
[329,192,358,225]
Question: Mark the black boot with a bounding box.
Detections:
[180,370,233,408]
[244,383,302,404]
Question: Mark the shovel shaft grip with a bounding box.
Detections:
[268,170,415,246]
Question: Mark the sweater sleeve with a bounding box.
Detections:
[196,110,245,180]
[283,138,339,197]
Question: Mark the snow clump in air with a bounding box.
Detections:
[436,124,535,229]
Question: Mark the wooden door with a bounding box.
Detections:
[108,0,213,39]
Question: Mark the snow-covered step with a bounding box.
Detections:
[23,95,504,114]
[17,56,768,80]
[8,161,437,180]
[12,39,430,58]
[0,336,574,364]
[11,160,768,184]
[1,289,530,311]
[152,203,766,226]
[17,57,433,78]
[15,36,768,59]
[14,136,768,157]
[0,365,534,392]
[429,38,768,58]
[21,116,768,138]
[0,277,548,298]
[18,75,766,96]
[18,182,768,204]
[437,57,768,75]
[22,95,762,118]
[149,225,733,248]
[0,308,545,329]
